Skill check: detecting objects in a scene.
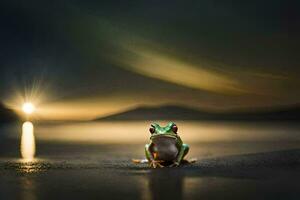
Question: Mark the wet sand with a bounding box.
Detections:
[0,141,300,200]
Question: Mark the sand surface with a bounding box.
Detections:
[0,141,299,200]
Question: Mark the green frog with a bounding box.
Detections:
[144,122,190,168]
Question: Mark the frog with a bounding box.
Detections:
[144,122,190,168]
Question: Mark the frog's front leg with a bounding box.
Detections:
[145,143,164,168]
[172,144,189,167]
[145,144,153,161]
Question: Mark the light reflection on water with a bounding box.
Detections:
[21,121,36,161]
[20,176,37,200]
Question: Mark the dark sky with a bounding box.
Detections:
[0,0,299,120]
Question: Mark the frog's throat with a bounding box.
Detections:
[150,134,177,140]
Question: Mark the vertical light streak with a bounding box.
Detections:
[21,121,36,161]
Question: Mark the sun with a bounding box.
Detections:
[22,102,35,115]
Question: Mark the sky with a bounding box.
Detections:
[0,0,299,120]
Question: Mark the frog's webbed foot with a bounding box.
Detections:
[150,160,164,168]
[187,158,197,163]
[169,161,180,167]
[132,159,148,164]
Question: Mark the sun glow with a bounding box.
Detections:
[22,102,35,115]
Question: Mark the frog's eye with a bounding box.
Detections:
[172,124,178,133]
[149,127,155,134]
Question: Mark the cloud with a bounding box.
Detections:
[115,46,250,95]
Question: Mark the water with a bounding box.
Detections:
[22,120,300,143]
[0,121,299,200]
[1,121,300,159]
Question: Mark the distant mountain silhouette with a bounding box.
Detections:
[94,105,300,121]
[0,103,18,123]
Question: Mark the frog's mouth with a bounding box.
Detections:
[150,134,177,140]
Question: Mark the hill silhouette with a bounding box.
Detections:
[0,103,18,123]
[94,105,300,121]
